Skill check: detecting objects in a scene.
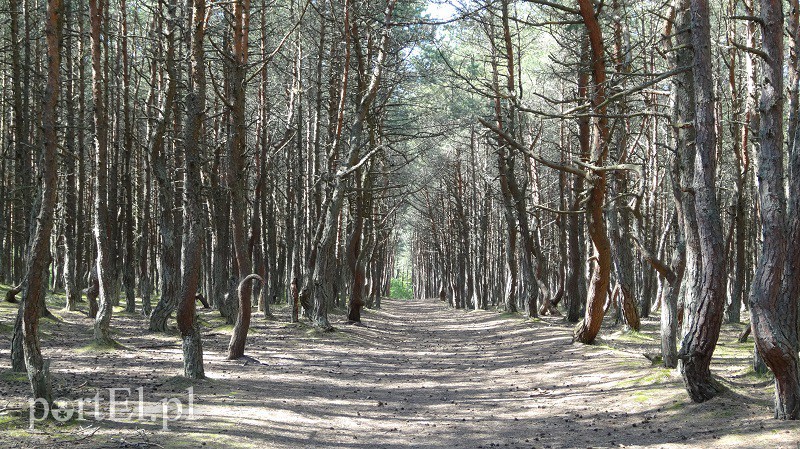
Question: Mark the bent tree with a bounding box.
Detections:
[227,0,255,360]
[89,0,115,345]
[571,0,613,344]
[20,0,63,408]
[177,0,208,379]
[678,0,727,402]
[750,0,800,419]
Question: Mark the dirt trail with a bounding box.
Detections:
[1,297,799,448]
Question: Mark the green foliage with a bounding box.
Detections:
[390,277,413,299]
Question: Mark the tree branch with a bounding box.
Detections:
[476,117,589,179]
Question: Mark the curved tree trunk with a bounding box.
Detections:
[147,0,180,333]
[749,0,800,419]
[228,274,263,359]
[678,0,727,403]
[21,0,62,408]
[227,0,255,360]
[177,0,207,379]
[89,0,115,346]
[573,0,612,345]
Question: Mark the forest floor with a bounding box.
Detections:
[0,286,797,449]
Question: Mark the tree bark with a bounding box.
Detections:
[678,0,727,403]
[119,0,136,314]
[148,0,180,333]
[62,0,79,312]
[749,0,800,419]
[21,0,63,408]
[227,0,256,360]
[573,0,612,345]
[177,0,207,379]
[89,0,115,345]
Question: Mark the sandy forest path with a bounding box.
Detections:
[2,297,799,448]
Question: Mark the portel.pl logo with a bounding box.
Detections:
[29,387,195,430]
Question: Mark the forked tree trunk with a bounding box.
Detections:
[662,227,685,368]
[347,172,368,323]
[310,0,396,330]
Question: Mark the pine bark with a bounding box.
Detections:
[749,0,800,419]
[89,0,115,345]
[21,0,63,407]
[178,0,207,379]
[678,0,727,402]
[148,0,180,333]
[228,0,255,359]
[573,0,613,344]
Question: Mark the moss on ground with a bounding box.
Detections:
[615,368,674,388]
[611,330,654,343]
[0,321,13,335]
[76,340,128,353]
[0,370,29,383]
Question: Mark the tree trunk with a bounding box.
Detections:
[573,0,612,344]
[21,0,62,408]
[119,0,136,314]
[62,1,79,312]
[147,0,180,333]
[227,0,255,360]
[678,0,727,403]
[89,0,115,346]
[177,0,207,379]
[750,0,800,419]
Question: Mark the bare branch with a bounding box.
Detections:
[476,117,589,179]
[730,41,771,63]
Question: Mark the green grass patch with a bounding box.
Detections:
[198,313,229,327]
[713,341,752,358]
[0,414,28,436]
[389,277,413,299]
[0,321,13,335]
[612,330,655,343]
[212,324,235,334]
[735,366,775,386]
[616,368,674,388]
[666,399,685,410]
[0,370,29,383]
[304,326,336,337]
